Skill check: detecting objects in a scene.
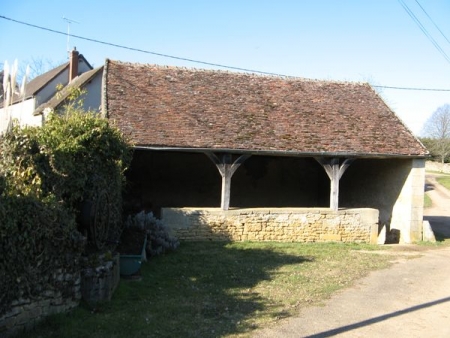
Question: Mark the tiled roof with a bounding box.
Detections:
[104,59,428,158]
[33,66,104,116]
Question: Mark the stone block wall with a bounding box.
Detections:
[425,160,450,173]
[80,254,120,304]
[0,271,80,337]
[0,255,121,337]
[162,208,379,244]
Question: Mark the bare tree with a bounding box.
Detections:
[17,57,63,82]
[422,104,450,164]
[2,57,65,101]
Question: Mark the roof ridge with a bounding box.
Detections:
[106,59,370,87]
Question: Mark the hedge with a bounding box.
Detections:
[0,110,132,315]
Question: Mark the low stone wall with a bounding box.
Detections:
[0,271,80,337]
[425,161,450,174]
[162,208,379,244]
[1,255,121,337]
[80,254,120,304]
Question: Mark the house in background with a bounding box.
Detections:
[102,59,428,244]
[0,48,102,133]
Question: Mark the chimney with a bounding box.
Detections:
[69,47,79,82]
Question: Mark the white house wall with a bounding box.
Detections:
[34,59,92,107]
[35,69,69,106]
[80,70,103,112]
[0,67,101,133]
[0,98,40,133]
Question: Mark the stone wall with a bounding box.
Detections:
[339,158,425,244]
[162,208,379,244]
[0,271,80,337]
[80,254,120,304]
[425,160,450,174]
[127,151,424,244]
[0,255,120,337]
[390,158,425,243]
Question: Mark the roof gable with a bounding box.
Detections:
[104,60,428,158]
[23,62,69,98]
[33,66,104,116]
[7,54,94,105]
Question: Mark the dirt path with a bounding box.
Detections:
[253,175,450,338]
[424,174,450,238]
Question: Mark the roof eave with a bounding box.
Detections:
[132,145,429,159]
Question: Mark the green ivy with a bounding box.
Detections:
[0,194,85,315]
[38,112,132,209]
[1,112,132,242]
[0,125,43,197]
[0,109,132,315]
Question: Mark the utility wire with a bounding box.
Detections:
[372,85,450,92]
[0,15,285,77]
[1,14,450,92]
[414,0,450,46]
[397,0,450,64]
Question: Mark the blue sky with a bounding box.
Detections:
[1,0,450,135]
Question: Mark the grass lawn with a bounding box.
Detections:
[424,193,432,208]
[436,176,450,190]
[20,241,396,338]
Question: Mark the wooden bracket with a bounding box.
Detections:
[205,152,251,210]
[315,157,354,211]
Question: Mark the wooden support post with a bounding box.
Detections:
[221,154,232,211]
[315,157,354,211]
[205,152,251,210]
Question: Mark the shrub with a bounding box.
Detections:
[38,112,132,249]
[0,125,43,198]
[0,194,85,316]
[0,112,132,249]
[0,109,132,315]
[125,211,179,257]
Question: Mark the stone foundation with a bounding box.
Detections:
[162,208,379,244]
[80,254,120,304]
[0,255,121,337]
[0,272,80,337]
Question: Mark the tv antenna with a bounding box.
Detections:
[63,16,80,54]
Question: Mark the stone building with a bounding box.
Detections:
[103,59,428,244]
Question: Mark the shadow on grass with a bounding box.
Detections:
[133,242,311,337]
[24,242,311,338]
